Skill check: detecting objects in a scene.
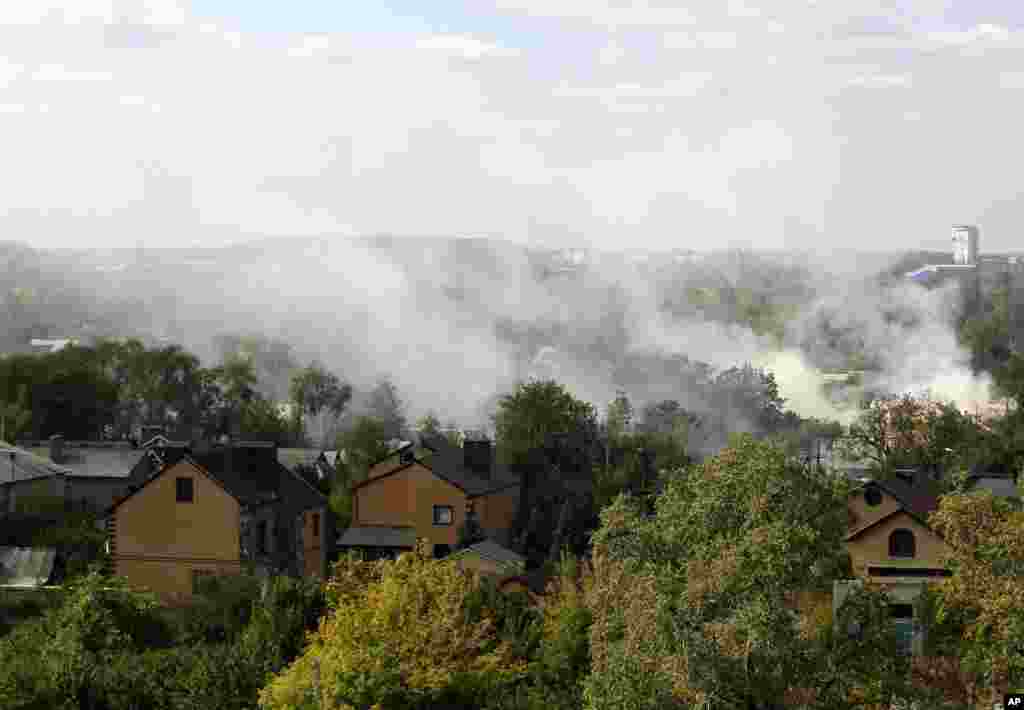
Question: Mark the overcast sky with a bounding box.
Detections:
[3,0,1024,253]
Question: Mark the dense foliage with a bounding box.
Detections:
[0,571,324,710]
[584,434,929,710]
[258,545,592,710]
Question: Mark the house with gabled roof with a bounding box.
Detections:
[835,469,954,656]
[338,433,520,560]
[107,440,331,604]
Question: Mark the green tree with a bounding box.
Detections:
[367,377,407,440]
[415,411,442,438]
[257,546,528,710]
[493,379,598,538]
[0,385,31,442]
[336,416,392,482]
[584,434,923,710]
[290,363,353,448]
[925,490,1024,702]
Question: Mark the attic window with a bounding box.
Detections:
[889,529,916,558]
[864,486,882,507]
[176,477,194,503]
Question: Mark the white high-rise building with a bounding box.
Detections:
[952,225,980,265]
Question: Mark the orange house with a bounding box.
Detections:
[108,442,330,604]
[339,435,520,560]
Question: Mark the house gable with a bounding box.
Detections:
[354,461,466,549]
[114,458,241,563]
[846,482,901,531]
[844,508,949,579]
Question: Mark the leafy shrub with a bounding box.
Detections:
[258,548,529,710]
[180,573,263,644]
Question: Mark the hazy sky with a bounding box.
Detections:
[4,1,1024,252]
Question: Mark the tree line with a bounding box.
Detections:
[0,337,358,448]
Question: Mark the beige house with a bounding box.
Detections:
[108,442,330,604]
[838,471,952,655]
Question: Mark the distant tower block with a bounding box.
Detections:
[1011,271,1024,351]
[952,225,980,265]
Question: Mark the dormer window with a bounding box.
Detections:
[889,528,916,558]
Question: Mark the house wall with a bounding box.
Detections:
[300,506,327,578]
[411,467,464,548]
[113,460,241,602]
[354,463,465,548]
[845,512,949,579]
[476,488,519,545]
[355,466,418,525]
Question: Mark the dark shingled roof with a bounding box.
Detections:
[415,434,520,497]
[114,442,326,512]
[860,475,944,520]
[338,526,416,549]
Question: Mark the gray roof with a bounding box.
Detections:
[23,447,142,479]
[968,476,1020,498]
[0,442,73,483]
[337,526,416,549]
[278,448,322,471]
[460,539,525,567]
[0,547,56,588]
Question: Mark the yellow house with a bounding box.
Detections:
[108,442,330,604]
[837,472,952,655]
[339,435,520,560]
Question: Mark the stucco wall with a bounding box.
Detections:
[114,460,240,600]
[845,511,949,578]
[116,557,241,604]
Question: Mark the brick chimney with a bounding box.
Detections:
[49,434,65,464]
[463,438,492,479]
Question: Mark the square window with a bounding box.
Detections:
[433,505,454,526]
[176,477,193,503]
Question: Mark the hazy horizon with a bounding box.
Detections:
[3,2,1024,253]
